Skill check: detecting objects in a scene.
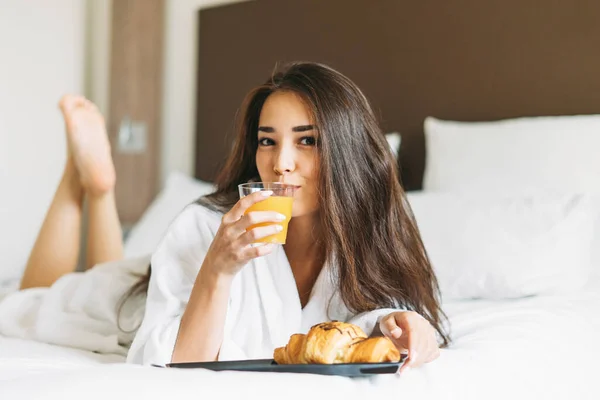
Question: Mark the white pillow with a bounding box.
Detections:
[407,191,596,300]
[385,132,402,158]
[423,115,600,194]
[123,171,215,258]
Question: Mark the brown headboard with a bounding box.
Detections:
[195,0,600,190]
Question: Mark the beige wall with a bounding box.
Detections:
[0,0,86,279]
[85,0,112,116]
[160,0,247,185]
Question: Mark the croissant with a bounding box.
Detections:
[274,321,400,364]
[273,333,308,364]
[344,336,401,363]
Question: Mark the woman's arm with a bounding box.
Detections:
[127,192,285,365]
[171,267,232,362]
[126,205,223,366]
[172,191,284,362]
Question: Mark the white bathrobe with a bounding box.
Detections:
[0,255,149,356]
[127,203,403,365]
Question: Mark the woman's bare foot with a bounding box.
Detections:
[59,95,116,196]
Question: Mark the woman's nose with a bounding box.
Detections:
[273,147,295,175]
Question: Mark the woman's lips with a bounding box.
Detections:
[278,181,301,189]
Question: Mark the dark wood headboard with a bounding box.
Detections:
[195,0,600,190]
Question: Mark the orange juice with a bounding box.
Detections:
[244,196,293,244]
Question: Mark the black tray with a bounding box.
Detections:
[160,356,406,377]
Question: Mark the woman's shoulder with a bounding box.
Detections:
[185,201,224,220]
[152,202,225,266]
[164,200,226,240]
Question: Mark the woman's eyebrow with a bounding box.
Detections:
[292,125,315,132]
[258,125,315,133]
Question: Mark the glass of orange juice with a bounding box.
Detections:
[238,182,298,244]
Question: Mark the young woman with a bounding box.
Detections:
[127,62,449,373]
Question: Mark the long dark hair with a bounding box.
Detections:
[121,62,450,346]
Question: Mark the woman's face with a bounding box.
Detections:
[256,91,319,217]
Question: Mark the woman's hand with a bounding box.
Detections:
[379,311,440,373]
[201,190,286,278]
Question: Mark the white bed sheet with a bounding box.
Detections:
[1,278,598,400]
[0,336,124,381]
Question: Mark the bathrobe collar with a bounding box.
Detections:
[252,245,342,347]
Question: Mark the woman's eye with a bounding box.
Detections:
[300,136,316,146]
[258,138,275,146]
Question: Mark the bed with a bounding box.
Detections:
[2,0,600,398]
[2,278,599,398]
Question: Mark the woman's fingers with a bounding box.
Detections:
[392,311,440,374]
[379,311,439,374]
[238,224,283,246]
[239,243,276,260]
[205,191,286,277]
[207,191,286,276]
[400,332,421,373]
[379,314,409,361]
[380,314,404,341]
[223,211,285,240]
[223,190,273,224]
[237,211,287,231]
[397,325,416,374]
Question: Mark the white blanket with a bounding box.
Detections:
[1,278,598,399]
[0,255,150,356]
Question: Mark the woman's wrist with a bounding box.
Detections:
[196,263,234,291]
